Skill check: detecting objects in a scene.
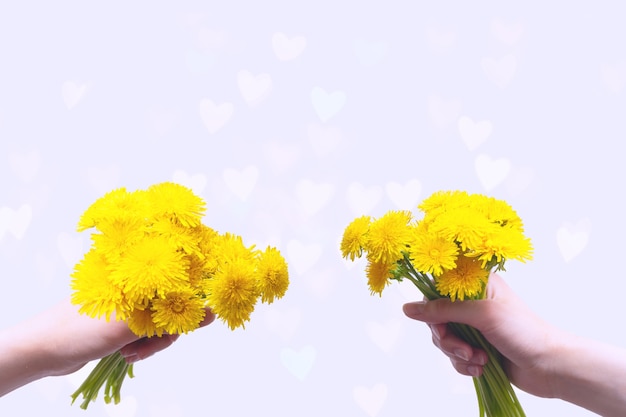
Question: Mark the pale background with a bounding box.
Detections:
[1,2,624,416]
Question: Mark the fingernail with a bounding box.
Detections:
[403,301,426,316]
[454,349,470,362]
[467,365,481,377]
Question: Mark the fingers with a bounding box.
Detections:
[430,323,487,377]
[120,334,180,364]
[119,308,214,364]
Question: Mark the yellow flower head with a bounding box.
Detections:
[150,217,203,256]
[89,216,146,263]
[365,258,395,296]
[427,207,491,252]
[418,190,470,217]
[471,226,534,267]
[364,210,412,264]
[435,255,489,301]
[77,188,147,232]
[409,229,459,276]
[205,258,260,330]
[146,182,206,228]
[127,307,164,338]
[111,235,190,306]
[71,249,127,321]
[214,233,256,264]
[473,195,525,232]
[255,246,290,304]
[151,290,207,335]
[341,215,371,261]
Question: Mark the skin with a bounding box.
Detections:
[0,299,215,397]
[402,273,626,417]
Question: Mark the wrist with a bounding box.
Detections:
[0,324,51,396]
[549,332,626,416]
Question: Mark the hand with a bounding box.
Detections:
[48,299,215,376]
[402,273,560,399]
[0,299,215,396]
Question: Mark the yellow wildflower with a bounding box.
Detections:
[111,235,190,306]
[146,182,206,228]
[418,190,469,217]
[256,246,290,303]
[365,258,395,295]
[205,258,260,329]
[341,215,371,261]
[71,249,127,321]
[77,188,146,232]
[215,233,257,264]
[435,255,489,301]
[471,226,534,267]
[89,217,146,263]
[151,290,207,335]
[365,210,412,264]
[427,207,491,252]
[127,307,164,337]
[409,229,459,276]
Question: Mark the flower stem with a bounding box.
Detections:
[70,351,134,410]
[449,323,526,417]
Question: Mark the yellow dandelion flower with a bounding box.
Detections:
[471,227,534,267]
[418,190,470,215]
[256,246,289,303]
[186,254,208,290]
[428,207,491,252]
[365,258,395,296]
[89,217,146,263]
[205,258,260,330]
[409,230,459,276]
[111,235,190,306]
[365,210,412,264]
[128,307,163,337]
[146,182,206,228]
[151,290,207,335]
[435,255,489,301]
[341,215,371,261]
[215,233,257,263]
[71,249,127,321]
[77,188,147,232]
[150,217,202,256]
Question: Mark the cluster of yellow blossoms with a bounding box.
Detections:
[71,182,289,409]
[341,190,533,301]
[72,182,289,334]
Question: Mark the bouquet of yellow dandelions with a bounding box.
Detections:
[70,182,289,409]
[341,190,532,417]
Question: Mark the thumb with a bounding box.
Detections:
[403,297,495,332]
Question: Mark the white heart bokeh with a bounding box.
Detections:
[199,99,234,134]
[556,219,592,262]
[353,383,388,417]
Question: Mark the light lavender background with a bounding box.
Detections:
[1,2,624,416]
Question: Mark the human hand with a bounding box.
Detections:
[0,298,215,396]
[402,273,560,399]
[45,299,215,377]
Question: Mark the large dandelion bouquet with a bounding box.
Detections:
[341,191,532,417]
[70,182,289,409]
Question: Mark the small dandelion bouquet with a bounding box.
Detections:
[70,182,289,409]
[341,190,532,417]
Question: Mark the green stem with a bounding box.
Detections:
[71,351,134,410]
[450,323,526,417]
[398,258,526,417]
